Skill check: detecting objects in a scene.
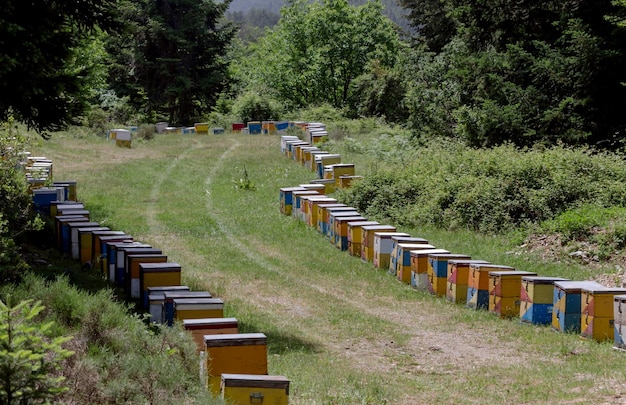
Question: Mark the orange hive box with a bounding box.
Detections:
[361,225,396,263]
[184,318,238,352]
[427,253,471,297]
[347,221,379,257]
[406,247,445,287]
[446,259,490,304]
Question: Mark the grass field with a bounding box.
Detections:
[35,130,626,404]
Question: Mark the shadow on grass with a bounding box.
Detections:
[238,320,321,355]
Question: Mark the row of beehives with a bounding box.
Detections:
[28,159,292,405]
[278,133,626,348]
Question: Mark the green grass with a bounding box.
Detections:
[32,129,626,404]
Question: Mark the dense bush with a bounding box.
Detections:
[340,142,626,234]
[0,274,215,404]
[231,92,283,124]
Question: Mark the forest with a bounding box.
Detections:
[3,0,626,403]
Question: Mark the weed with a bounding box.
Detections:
[232,165,255,191]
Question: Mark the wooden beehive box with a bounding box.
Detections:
[467,264,515,310]
[204,333,268,395]
[446,260,490,304]
[163,291,213,326]
[279,187,305,216]
[427,254,471,297]
[346,221,379,257]
[372,232,410,270]
[328,211,361,244]
[390,237,429,276]
[613,295,626,350]
[406,247,444,288]
[139,262,182,305]
[221,373,290,405]
[334,216,367,251]
[519,276,568,325]
[361,225,397,263]
[488,271,537,318]
[184,318,239,352]
[580,286,626,341]
[552,280,603,333]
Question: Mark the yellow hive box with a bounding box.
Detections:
[427,254,471,297]
[205,333,268,394]
[581,315,615,342]
[331,164,355,185]
[361,225,397,263]
[293,144,310,163]
[183,318,239,352]
[373,232,410,270]
[406,247,445,287]
[488,271,537,318]
[299,147,319,166]
[221,373,290,405]
[347,221,379,257]
[389,237,429,275]
[309,178,336,194]
[78,226,110,265]
[139,262,182,304]
[316,204,347,233]
[96,234,133,275]
[291,190,319,220]
[91,230,127,265]
[174,298,224,321]
[306,197,337,227]
[334,216,367,250]
[467,264,516,310]
[338,175,363,189]
[195,123,209,134]
[446,260,490,303]
[322,206,356,237]
[279,187,305,216]
[328,211,361,243]
[126,254,168,299]
[582,286,626,318]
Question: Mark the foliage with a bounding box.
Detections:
[0,0,118,136]
[340,142,626,234]
[238,0,402,116]
[232,166,256,191]
[0,125,44,282]
[107,0,237,126]
[400,0,626,149]
[0,297,74,405]
[231,92,283,124]
[0,275,212,404]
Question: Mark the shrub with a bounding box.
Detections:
[231,92,283,124]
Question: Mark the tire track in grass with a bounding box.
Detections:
[146,138,210,241]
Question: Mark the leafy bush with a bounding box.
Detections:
[231,92,283,124]
[341,143,626,234]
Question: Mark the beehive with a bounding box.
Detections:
[614,295,626,350]
[139,262,182,304]
[70,223,106,260]
[305,197,337,228]
[279,187,306,216]
[334,216,367,250]
[232,122,245,132]
[389,237,429,276]
[142,285,189,310]
[163,291,213,326]
[320,206,354,237]
[50,201,83,218]
[308,150,329,170]
[174,298,224,321]
[115,246,160,288]
[105,241,145,284]
[372,232,410,270]
[55,215,89,251]
[286,141,308,159]
[315,204,346,233]
[427,254,471,297]
[406,247,444,287]
[488,271,537,318]
[184,318,239,352]
[248,121,262,134]
[115,129,131,148]
[63,220,97,254]
[96,234,133,278]
[519,276,568,325]
[221,374,290,405]
[77,226,111,265]
[580,286,626,341]
[300,147,320,166]
[90,231,128,271]
[316,154,341,179]
[552,280,603,333]
[291,190,319,220]
[125,254,168,299]
[52,179,77,201]
[308,178,336,194]
[330,164,355,185]
[280,136,300,154]
[347,221,379,257]
[446,260,490,304]
[328,210,360,243]
[262,121,276,134]
[467,264,515,310]
[338,175,363,189]
[361,225,397,263]
[205,333,268,394]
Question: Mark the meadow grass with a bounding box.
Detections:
[34,130,626,404]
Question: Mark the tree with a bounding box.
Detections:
[239,0,402,115]
[131,0,237,125]
[0,0,118,136]
[0,298,74,404]
[400,0,626,148]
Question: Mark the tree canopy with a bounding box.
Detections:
[0,0,118,136]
